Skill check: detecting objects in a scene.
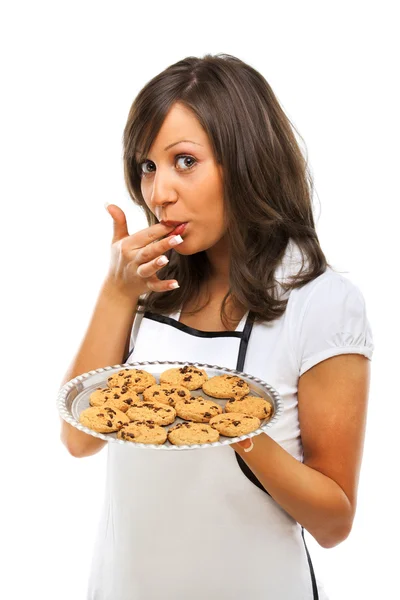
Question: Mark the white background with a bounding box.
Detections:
[1,1,398,598]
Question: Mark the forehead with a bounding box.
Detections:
[138,103,210,156]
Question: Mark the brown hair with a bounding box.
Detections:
[123,53,328,327]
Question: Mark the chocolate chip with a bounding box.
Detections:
[204,412,212,417]
[178,391,186,397]
[107,420,113,427]
[232,421,241,426]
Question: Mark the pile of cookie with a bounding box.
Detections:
[78,365,273,447]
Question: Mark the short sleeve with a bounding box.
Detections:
[291,272,374,377]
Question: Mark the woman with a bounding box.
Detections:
[60,53,373,599]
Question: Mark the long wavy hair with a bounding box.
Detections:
[123,53,328,327]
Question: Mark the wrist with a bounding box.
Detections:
[102,276,141,306]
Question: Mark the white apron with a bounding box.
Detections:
[87,304,326,599]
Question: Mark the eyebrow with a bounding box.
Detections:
[164,140,202,151]
[136,140,202,156]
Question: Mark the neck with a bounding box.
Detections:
[205,235,231,289]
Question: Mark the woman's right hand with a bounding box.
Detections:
[104,203,183,296]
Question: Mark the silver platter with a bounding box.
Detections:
[57,361,283,451]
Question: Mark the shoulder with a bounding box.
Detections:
[285,268,374,377]
[288,267,366,318]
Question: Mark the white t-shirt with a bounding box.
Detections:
[87,241,373,600]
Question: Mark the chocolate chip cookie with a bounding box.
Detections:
[143,383,191,407]
[107,368,156,393]
[175,397,223,423]
[117,421,168,445]
[79,405,129,433]
[225,395,273,420]
[202,375,250,399]
[160,365,208,390]
[168,422,220,446]
[126,400,176,426]
[208,413,261,437]
[89,386,141,412]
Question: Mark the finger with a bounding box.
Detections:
[129,222,177,250]
[144,274,180,292]
[134,233,184,266]
[136,255,170,279]
[105,203,130,243]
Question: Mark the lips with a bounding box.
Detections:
[161,220,185,226]
[170,222,188,236]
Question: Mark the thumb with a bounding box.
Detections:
[105,203,129,242]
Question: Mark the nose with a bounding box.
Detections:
[149,170,178,220]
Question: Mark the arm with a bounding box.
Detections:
[59,278,139,458]
[233,353,370,548]
[59,204,181,458]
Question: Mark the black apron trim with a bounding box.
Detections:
[235,311,255,372]
[301,527,319,600]
[143,311,243,339]
[234,311,272,494]
[235,453,272,496]
[123,348,132,363]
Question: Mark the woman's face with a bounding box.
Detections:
[138,102,226,256]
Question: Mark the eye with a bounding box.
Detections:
[139,154,197,177]
[176,155,197,170]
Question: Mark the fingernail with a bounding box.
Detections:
[169,282,180,289]
[169,235,183,247]
[243,439,254,453]
[104,202,110,210]
[156,256,169,266]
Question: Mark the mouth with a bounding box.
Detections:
[161,220,185,226]
[161,221,188,237]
